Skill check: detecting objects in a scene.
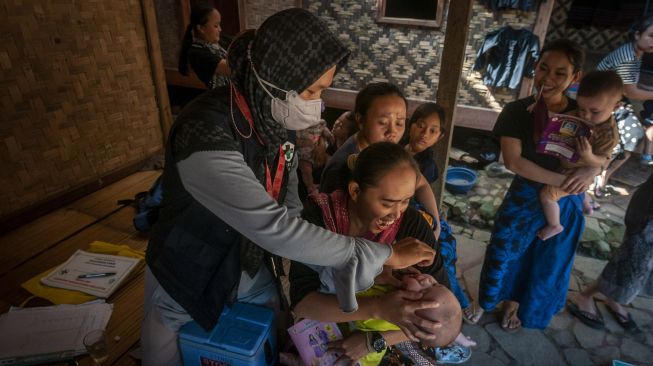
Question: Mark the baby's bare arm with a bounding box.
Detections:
[576,137,609,168]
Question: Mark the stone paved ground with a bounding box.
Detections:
[443,160,653,366]
[452,233,653,366]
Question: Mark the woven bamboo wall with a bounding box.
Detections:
[0,0,164,218]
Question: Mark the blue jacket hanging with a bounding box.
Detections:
[473,27,540,90]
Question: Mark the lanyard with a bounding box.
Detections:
[231,85,286,201]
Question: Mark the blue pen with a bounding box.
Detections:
[77,272,117,279]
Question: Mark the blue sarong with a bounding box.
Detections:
[439,220,470,309]
[478,175,584,329]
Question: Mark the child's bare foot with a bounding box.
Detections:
[462,306,484,324]
[582,197,599,215]
[454,332,477,347]
[538,224,564,241]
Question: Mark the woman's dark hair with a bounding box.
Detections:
[539,39,585,73]
[347,141,419,191]
[354,82,407,121]
[408,102,446,135]
[629,16,653,41]
[178,6,216,75]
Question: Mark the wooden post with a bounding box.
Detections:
[433,0,474,207]
[140,0,174,144]
[518,0,556,98]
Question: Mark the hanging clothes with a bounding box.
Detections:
[473,27,540,90]
[566,0,648,30]
[483,0,540,11]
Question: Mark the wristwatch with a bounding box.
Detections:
[369,331,387,353]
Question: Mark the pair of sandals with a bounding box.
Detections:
[567,299,639,333]
[462,304,522,333]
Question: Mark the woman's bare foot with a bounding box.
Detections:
[463,306,484,324]
[454,332,477,347]
[574,292,597,315]
[500,301,521,332]
[538,224,564,241]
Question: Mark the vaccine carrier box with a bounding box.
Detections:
[179,303,276,366]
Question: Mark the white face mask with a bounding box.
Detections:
[250,63,323,130]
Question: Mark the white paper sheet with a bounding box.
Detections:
[0,300,113,364]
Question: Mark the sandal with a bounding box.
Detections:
[567,300,605,330]
[604,304,639,333]
[462,306,483,324]
[434,345,472,364]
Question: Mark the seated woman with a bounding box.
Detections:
[291,142,456,365]
[178,6,230,89]
[403,103,476,363]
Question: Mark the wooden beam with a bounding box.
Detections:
[180,0,191,39]
[518,0,556,98]
[140,0,174,144]
[433,0,474,205]
[322,88,498,130]
[453,105,500,131]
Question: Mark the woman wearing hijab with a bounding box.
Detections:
[140,9,437,366]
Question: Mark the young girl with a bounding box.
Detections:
[468,39,598,331]
[331,111,358,152]
[178,6,230,89]
[320,82,441,239]
[404,103,477,363]
[291,142,452,366]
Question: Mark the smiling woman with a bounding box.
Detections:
[468,39,598,331]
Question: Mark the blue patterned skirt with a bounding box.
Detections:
[478,175,584,329]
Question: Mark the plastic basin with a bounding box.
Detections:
[445,167,477,194]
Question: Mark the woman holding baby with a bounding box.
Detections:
[290,142,460,366]
[466,39,600,331]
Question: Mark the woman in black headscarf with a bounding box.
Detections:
[141,9,438,365]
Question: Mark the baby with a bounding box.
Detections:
[538,70,623,240]
[399,272,462,348]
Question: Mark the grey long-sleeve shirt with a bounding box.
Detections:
[177,150,391,312]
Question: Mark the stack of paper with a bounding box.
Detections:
[0,300,113,365]
[41,249,141,298]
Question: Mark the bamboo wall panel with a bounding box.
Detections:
[0,0,164,218]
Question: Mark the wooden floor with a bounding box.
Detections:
[0,170,161,366]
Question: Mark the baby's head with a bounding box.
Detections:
[576,70,623,126]
[401,273,462,347]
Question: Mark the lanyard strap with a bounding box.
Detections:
[231,84,285,201]
[265,146,286,201]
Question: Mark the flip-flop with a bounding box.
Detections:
[462,307,483,325]
[567,301,605,330]
[604,305,639,333]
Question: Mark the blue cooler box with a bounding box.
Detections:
[179,303,276,366]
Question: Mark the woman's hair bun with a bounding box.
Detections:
[347,153,358,171]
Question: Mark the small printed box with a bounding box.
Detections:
[179,303,276,366]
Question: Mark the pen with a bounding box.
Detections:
[77,272,117,279]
